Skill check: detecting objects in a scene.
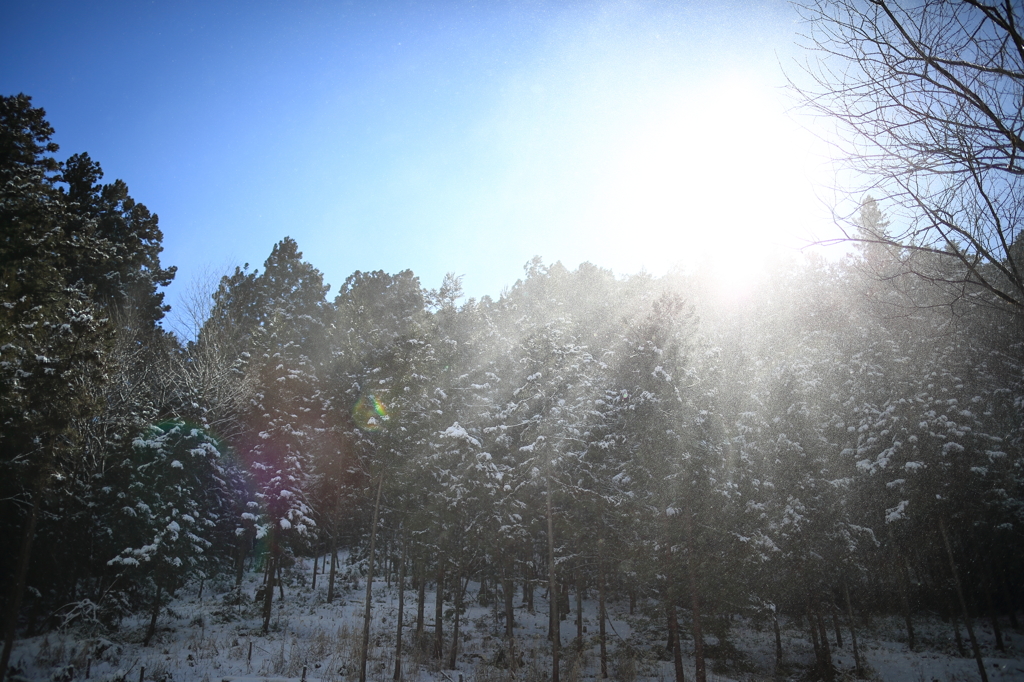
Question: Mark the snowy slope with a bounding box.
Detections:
[7,554,1024,682]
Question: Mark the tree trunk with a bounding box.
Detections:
[394,546,406,681]
[434,562,445,660]
[843,580,862,678]
[546,475,560,682]
[446,570,460,670]
[808,604,822,673]
[526,561,534,613]
[951,608,967,657]
[939,518,988,682]
[983,573,1005,652]
[503,574,515,638]
[327,542,338,603]
[143,582,162,647]
[690,584,706,682]
[492,577,500,628]
[312,553,318,591]
[772,605,783,671]
[0,493,40,682]
[447,572,468,670]
[261,542,276,634]
[598,556,608,679]
[832,610,843,648]
[235,532,248,589]
[358,473,385,682]
[416,559,426,644]
[575,571,583,646]
[896,548,916,651]
[685,510,705,682]
[1000,561,1019,629]
[667,601,685,682]
[815,608,834,681]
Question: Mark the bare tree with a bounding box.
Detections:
[167,265,260,443]
[792,0,1024,316]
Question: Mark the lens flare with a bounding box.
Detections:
[354,393,389,431]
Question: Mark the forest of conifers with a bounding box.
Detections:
[2,93,1023,680]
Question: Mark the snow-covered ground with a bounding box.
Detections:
[8,555,1024,681]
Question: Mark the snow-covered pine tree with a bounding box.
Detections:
[0,95,113,680]
[238,238,330,632]
[106,422,227,644]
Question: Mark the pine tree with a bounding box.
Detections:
[106,422,227,645]
[0,95,112,681]
[239,238,330,631]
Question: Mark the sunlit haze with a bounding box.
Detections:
[1,0,837,317]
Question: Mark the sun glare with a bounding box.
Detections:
[588,74,830,298]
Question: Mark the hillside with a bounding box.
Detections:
[8,554,1023,682]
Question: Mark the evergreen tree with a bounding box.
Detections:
[106,422,228,645]
[240,239,330,631]
[0,95,112,680]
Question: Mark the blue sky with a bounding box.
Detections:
[2,0,836,324]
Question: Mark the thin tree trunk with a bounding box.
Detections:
[896,549,916,651]
[0,493,40,682]
[939,518,988,682]
[816,608,834,681]
[808,604,822,673]
[983,573,1005,652]
[327,542,338,603]
[817,607,830,657]
[235,532,248,589]
[492,577,500,628]
[312,553,318,591]
[143,582,162,647]
[416,559,426,644]
[394,546,406,681]
[951,607,967,657]
[546,475,560,682]
[447,569,460,670]
[575,571,583,645]
[526,561,534,613]
[889,528,916,650]
[685,510,705,682]
[843,580,862,678]
[667,601,685,682]
[434,562,445,660]
[598,555,608,679]
[277,561,285,600]
[1000,561,1019,629]
[262,542,276,634]
[358,474,385,682]
[25,591,41,638]
[447,572,468,669]
[772,605,783,671]
[832,610,843,648]
[503,573,515,638]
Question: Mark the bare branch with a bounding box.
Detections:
[791,0,1024,317]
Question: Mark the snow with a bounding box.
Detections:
[442,423,480,447]
[943,442,966,455]
[9,554,1023,682]
[885,499,909,523]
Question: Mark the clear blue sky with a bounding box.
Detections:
[1,0,836,324]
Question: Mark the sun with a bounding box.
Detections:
[585,73,831,298]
